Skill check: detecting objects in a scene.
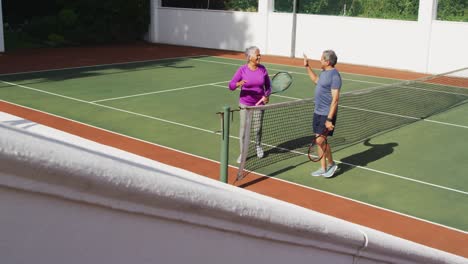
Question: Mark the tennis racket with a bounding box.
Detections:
[307,130,330,162]
[255,72,293,106]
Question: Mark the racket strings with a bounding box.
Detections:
[271,72,293,93]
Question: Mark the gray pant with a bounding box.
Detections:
[239,103,264,156]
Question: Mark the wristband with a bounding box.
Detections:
[326,117,333,122]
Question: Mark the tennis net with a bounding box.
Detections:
[237,67,468,180]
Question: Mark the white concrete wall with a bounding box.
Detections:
[294,15,426,71]
[157,8,267,52]
[428,20,468,74]
[1,113,468,264]
[151,0,468,75]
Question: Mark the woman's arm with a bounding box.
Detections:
[229,67,245,90]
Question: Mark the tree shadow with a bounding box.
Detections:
[0,60,196,87]
[334,139,398,177]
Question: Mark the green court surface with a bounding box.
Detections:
[1,56,467,232]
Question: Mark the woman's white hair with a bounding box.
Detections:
[245,46,260,61]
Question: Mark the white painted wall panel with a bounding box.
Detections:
[427,21,468,76]
[158,9,266,52]
[153,5,468,74]
[296,15,427,72]
[265,13,294,57]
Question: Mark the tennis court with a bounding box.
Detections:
[1,46,467,252]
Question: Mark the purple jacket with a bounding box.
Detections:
[229,64,271,106]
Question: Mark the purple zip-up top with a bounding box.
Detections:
[229,64,271,106]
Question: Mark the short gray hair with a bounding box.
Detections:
[245,46,260,60]
[323,50,338,67]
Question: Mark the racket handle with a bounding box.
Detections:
[255,96,266,106]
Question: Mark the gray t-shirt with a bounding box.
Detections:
[314,68,342,115]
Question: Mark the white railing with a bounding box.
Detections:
[1,114,467,264]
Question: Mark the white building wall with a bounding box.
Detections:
[294,15,427,72]
[152,1,468,75]
[427,21,468,74]
[0,187,347,264]
[265,12,294,57]
[158,8,267,53]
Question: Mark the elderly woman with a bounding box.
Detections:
[229,46,271,163]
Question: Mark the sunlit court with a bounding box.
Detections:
[1,0,467,263]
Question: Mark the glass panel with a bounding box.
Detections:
[437,0,468,22]
[161,0,258,12]
[275,0,419,21]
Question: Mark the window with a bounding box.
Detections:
[437,0,468,22]
[161,0,258,12]
[275,0,419,21]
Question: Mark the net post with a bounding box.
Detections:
[220,106,230,183]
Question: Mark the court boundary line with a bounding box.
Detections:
[0,55,208,77]
[0,55,397,89]
[0,53,409,84]
[0,80,216,134]
[91,81,229,103]
[2,80,468,196]
[193,58,390,86]
[207,56,410,81]
[0,99,466,235]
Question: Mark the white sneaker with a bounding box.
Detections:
[256,145,264,158]
[323,163,338,178]
[311,168,325,177]
[236,155,242,164]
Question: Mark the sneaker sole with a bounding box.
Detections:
[310,170,325,177]
[323,166,338,178]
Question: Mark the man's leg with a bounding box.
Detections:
[323,144,337,178]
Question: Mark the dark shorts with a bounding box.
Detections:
[313,113,337,136]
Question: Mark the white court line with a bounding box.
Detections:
[248,139,468,195]
[0,54,402,85]
[0,80,214,134]
[0,55,403,105]
[2,100,466,234]
[398,84,468,96]
[203,56,409,81]
[248,167,468,234]
[0,55,207,76]
[1,81,91,104]
[2,79,468,196]
[193,58,387,86]
[337,160,468,195]
[92,80,229,103]
[425,119,468,129]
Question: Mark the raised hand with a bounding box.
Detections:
[303,53,309,67]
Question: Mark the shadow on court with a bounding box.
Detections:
[0,60,196,86]
[333,139,398,177]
